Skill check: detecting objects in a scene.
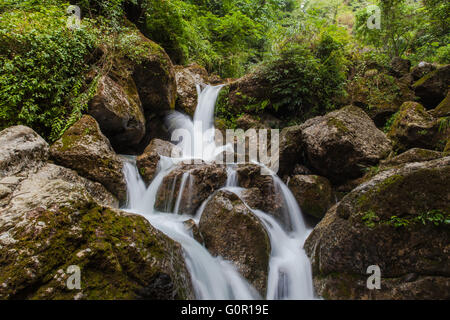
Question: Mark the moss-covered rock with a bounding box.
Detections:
[0,191,193,300]
[345,71,415,127]
[411,62,436,81]
[298,106,392,184]
[305,156,450,299]
[387,101,444,152]
[380,148,443,167]
[431,90,450,118]
[50,115,127,203]
[199,190,270,297]
[0,129,194,299]
[412,65,450,109]
[288,175,334,220]
[88,72,145,153]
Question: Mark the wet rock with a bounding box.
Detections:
[174,64,210,116]
[199,190,270,296]
[288,175,334,219]
[0,126,49,178]
[387,101,443,152]
[88,73,145,153]
[183,219,204,244]
[50,115,127,203]
[300,106,392,184]
[412,65,450,109]
[305,156,450,299]
[235,164,287,227]
[154,162,227,215]
[136,139,181,183]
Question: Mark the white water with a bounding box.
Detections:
[122,85,316,300]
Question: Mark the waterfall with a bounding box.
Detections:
[121,84,316,300]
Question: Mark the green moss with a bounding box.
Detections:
[327,117,349,133]
[412,69,438,88]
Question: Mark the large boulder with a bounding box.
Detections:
[387,102,443,152]
[345,70,416,126]
[412,65,450,109]
[50,115,127,203]
[278,125,304,177]
[174,64,209,116]
[287,175,334,220]
[0,126,194,299]
[131,35,177,115]
[136,139,181,183]
[155,162,227,215]
[88,72,145,153]
[0,126,49,178]
[305,157,450,299]
[0,167,193,299]
[300,106,392,184]
[199,190,271,296]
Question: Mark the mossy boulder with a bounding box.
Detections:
[155,162,227,215]
[199,190,270,297]
[0,125,49,179]
[411,62,436,81]
[345,71,415,127]
[387,101,444,152]
[430,90,450,118]
[136,139,181,184]
[412,65,450,109]
[305,156,450,299]
[0,165,193,299]
[380,148,443,167]
[288,175,334,220]
[50,115,127,203]
[88,72,145,153]
[298,106,392,184]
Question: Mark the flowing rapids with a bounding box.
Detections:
[121,85,316,299]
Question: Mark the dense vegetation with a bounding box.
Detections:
[0,0,449,141]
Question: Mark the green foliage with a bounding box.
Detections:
[416,210,449,226]
[136,0,295,78]
[354,0,449,64]
[0,1,157,141]
[0,3,98,141]
[260,23,350,119]
[361,210,378,228]
[383,111,400,133]
[361,209,449,229]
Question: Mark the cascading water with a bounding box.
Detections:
[122,84,316,300]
